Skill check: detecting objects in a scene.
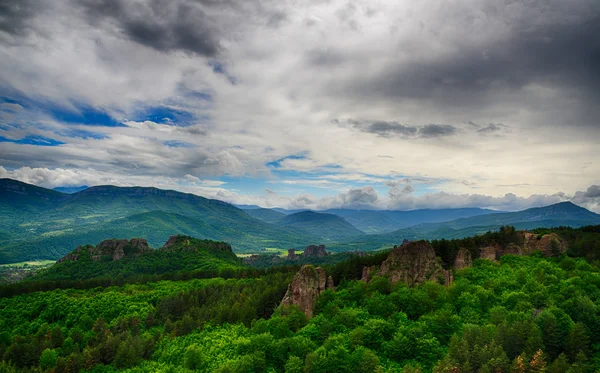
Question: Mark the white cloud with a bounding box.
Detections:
[0,0,598,209]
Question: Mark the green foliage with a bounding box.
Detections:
[0,180,317,264]
[2,227,600,372]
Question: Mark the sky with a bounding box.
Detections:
[0,0,599,212]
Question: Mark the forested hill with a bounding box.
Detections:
[0,179,316,263]
[1,225,600,372]
[276,211,365,240]
[33,235,243,281]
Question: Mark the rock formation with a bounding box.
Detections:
[327,275,336,290]
[286,249,299,260]
[303,245,328,257]
[480,243,501,262]
[280,265,334,317]
[454,248,473,270]
[522,232,568,256]
[378,241,453,286]
[361,265,377,283]
[58,238,151,262]
[502,243,523,256]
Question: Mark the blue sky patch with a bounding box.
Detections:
[133,106,195,126]
[266,153,309,168]
[164,140,195,148]
[57,128,108,140]
[0,135,64,146]
[47,104,124,127]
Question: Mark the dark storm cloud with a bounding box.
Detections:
[349,6,600,121]
[345,119,457,139]
[79,0,221,57]
[365,121,418,137]
[0,0,38,37]
[477,123,508,134]
[419,124,457,138]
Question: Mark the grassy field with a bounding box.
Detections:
[0,260,56,268]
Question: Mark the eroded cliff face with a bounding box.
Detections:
[454,247,473,270]
[58,238,151,262]
[378,241,453,287]
[303,245,328,257]
[522,232,568,256]
[480,243,501,262]
[280,265,334,317]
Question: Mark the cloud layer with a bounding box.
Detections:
[0,0,599,213]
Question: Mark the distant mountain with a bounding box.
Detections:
[245,208,286,223]
[323,208,503,234]
[0,179,316,263]
[53,185,88,194]
[355,202,600,248]
[276,211,365,240]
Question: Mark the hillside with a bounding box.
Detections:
[2,225,600,372]
[34,235,243,281]
[0,179,316,263]
[323,207,501,233]
[276,211,365,240]
[391,201,600,237]
[244,208,286,223]
[338,202,600,251]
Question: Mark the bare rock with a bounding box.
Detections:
[480,243,501,262]
[280,265,333,317]
[379,241,452,286]
[58,238,152,262]
[327,275,335,290]
[502,243,524,256]
[287,249,299,260]
[454,247,473,270]
[361,265,377,283]
[303,245,328,257]
[522,232,567,256]
[243,254,260,265]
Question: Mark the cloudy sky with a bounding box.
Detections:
[1,0,599,212]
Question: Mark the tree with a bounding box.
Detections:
[565,323,590,361]
[39,349,58,371]
[284,355,303,373]
[184,344,204,371]
[529,350,546,373]
[547,353,570,373]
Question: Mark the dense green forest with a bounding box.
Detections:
[1,226,600,372]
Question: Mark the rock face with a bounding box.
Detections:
[361,265,377,283]
[522,232,568,256]
[58,238,151,262]
[286,249,299,260]
[502,243,523,256]
[303,245,328,257]
[480,243,501,262]
[454,248,473,270]
[280,265,334,317]
[378,241,453,286]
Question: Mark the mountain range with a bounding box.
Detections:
[1,178,600,264]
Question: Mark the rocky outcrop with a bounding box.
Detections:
[480,243,501,262]
[522,232,567,256]
[286,249,299,260]
[378,241,453,286]
[58,238,152,262]
[327,275,336,290]
[361,265,377,283]
[281,265,334,317]
[454,248,472,270]
[502,243,523,256]
[303,245,328,257]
